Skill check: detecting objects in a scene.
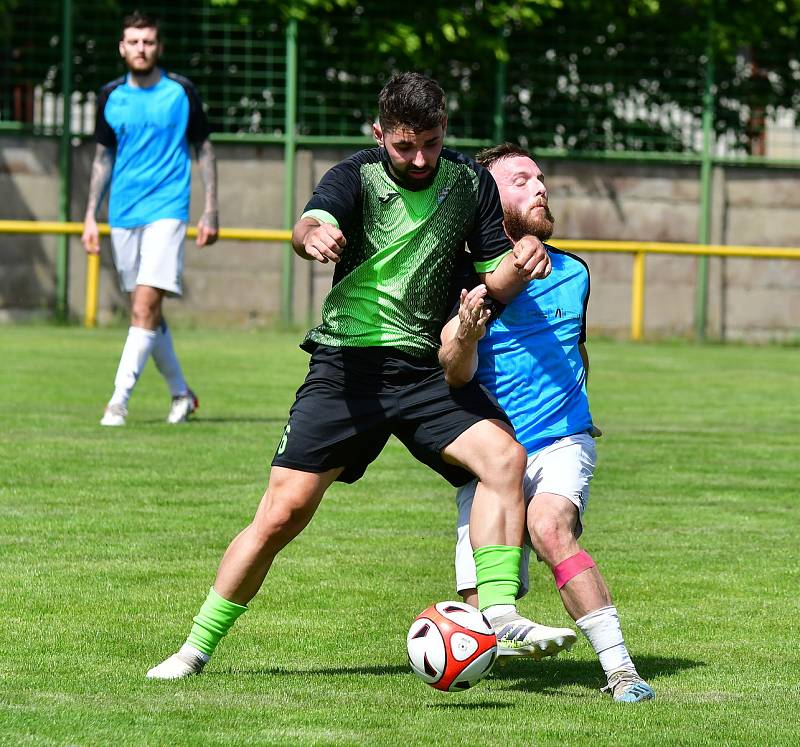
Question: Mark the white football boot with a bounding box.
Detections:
[146,644,209,680]
[602,668,655,702]
[489,611,577,659]
[167,389,198,424]
[100,403,127,427]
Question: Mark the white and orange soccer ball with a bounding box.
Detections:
[406,601,498,691]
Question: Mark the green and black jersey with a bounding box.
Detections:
[301,147,512,357]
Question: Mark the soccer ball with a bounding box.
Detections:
[406,601,498,691]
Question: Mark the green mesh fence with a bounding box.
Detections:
[1,0,799,159]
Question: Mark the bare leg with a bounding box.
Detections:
[528,493,653,700]
[131,284,164,330]
[146,466,343,679]
[527,492,611,620]
[442,419,527,549]
[443,421,577,658]
[214,466,343,605]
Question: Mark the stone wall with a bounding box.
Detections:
[1,137,799,341]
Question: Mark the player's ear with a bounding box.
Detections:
[372,122,384,147]
[118,40,125,59]
[441,115,448,135]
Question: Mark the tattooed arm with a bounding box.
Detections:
[81,144,115,254]
[195,138,219,247]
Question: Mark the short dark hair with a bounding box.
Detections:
[122,10,160,41]
[475,142,532,170]
[378,72,447,133]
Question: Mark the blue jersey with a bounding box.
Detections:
[95,71,211,228]
[475,246,593,455]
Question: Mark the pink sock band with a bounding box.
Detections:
[553,550,596,589]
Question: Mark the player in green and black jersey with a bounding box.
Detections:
[148,73,554,680]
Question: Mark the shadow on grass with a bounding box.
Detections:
[491,654,703,695]
[137,416,286,425]
[212,664,410,677]
[427,702,515,710]
[212,655,701,691]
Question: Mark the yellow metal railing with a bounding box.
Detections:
[2,219,800,339]
[0,220,290,328]
[555,239,800,341]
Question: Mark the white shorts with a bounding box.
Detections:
[110,219,187,296]
[454,432,597,597]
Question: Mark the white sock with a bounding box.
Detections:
[179,643,210,664]
[151,320,188,397]
[576,605,635,678]
[484,604,516,620]
[109,327,157,407]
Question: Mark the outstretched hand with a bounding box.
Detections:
[457,284,491,342]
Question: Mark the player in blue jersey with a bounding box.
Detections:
[440,143,655,703]
[81,11,218,427]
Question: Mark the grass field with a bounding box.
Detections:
[1,326,798,746]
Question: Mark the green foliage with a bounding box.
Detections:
[3,0,799,152]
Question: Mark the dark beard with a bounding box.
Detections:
[127,59,158,78]
[503,205,555,242]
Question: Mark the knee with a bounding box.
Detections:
[529,513,575,566]
[250,500,310,548]
[484,438,527,485]
[251,478,317,546]
[131,300,159,328]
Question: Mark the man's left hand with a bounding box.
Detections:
[512,235,551,280]
[196,212,219,247]
[457,284,491,343]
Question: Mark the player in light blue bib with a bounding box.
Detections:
[440,143,654,703]
[81,11,219,427]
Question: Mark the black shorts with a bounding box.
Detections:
[271,346,510,486]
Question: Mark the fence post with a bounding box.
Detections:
[492,29,507,144]
[57,0,74,321]
[630,251,645,341]
[282,18,298,327]
[695,6,715,341]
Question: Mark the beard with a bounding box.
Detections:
[388,161,436,190]
[126,56,158,78]
[503,204,555,242]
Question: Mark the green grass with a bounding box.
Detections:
[1,327,798,746]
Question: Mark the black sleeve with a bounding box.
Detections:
[94,83,118,148]
[580,264,590,344]
[552,247,591,344]
[445,253,506,323]
[465,163,513,264]
[167,73,212,145]
[185,82,212,145]
[302,155,363,233]
[185,83,211,145]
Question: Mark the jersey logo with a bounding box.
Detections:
[436,187,451,204]
[379,192,400,205]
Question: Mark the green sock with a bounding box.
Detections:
[473,545,522,611]
[186,587,248,656]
